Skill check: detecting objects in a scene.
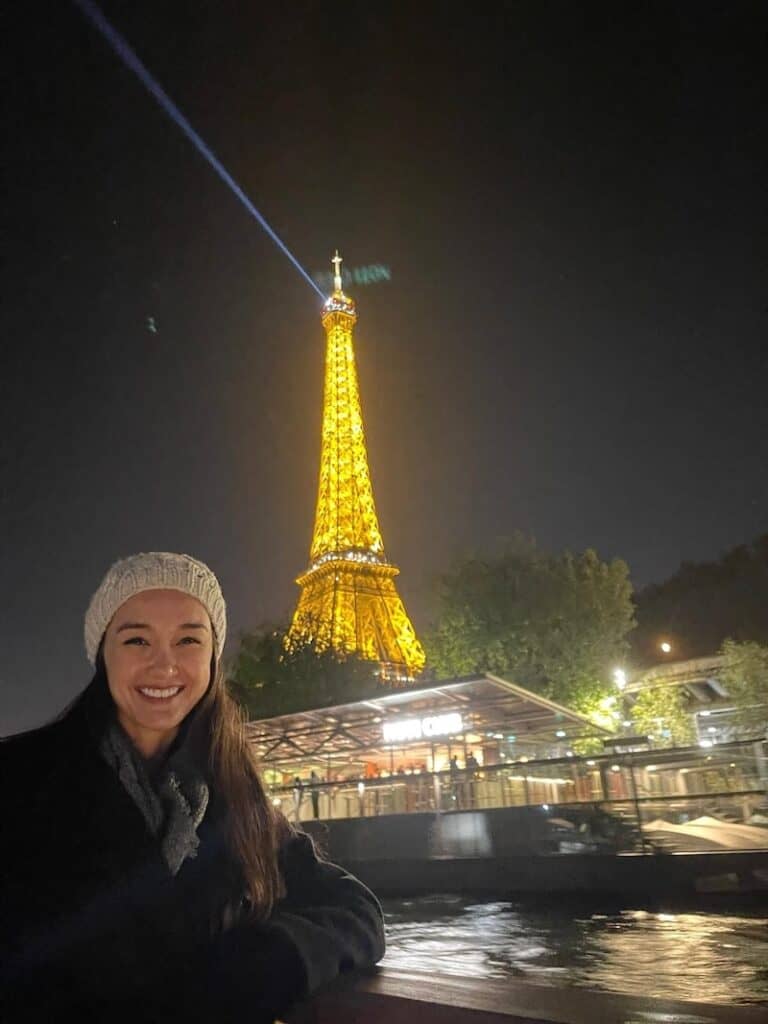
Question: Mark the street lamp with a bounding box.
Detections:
[613,667,627,690]
[660,641,672,654]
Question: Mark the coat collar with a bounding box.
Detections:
[51,695,167,878]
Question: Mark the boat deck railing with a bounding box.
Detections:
[284,966,767,1023]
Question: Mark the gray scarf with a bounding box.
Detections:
[100,722,209,876]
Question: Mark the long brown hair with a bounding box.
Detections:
[84,649,291,920]
[184,660,292,918]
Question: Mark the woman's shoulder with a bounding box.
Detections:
[278,825,314,862]
[1,707,84,784]
[2,718,65,758]
[277,825,378,901]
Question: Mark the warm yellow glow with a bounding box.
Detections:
[309,302,384,559]
[287,257,425,679]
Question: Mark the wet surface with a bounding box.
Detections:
[381,896,768,1005]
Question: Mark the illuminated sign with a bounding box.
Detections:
[313,264,391,291]
[382,712,463,744]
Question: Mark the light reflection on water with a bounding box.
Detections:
[381,896,768,1005]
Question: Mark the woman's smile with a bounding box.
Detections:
[137,685,185,701]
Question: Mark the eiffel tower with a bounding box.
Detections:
[286,253,425,682]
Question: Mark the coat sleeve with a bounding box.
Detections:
[192,830,385,1021]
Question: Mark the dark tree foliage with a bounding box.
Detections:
[424,535,635,711]
[720,639,768,734]
[632,534,768,665]
[228,625,382,719]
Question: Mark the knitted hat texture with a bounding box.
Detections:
[84,552,226,664]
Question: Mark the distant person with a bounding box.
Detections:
[292,775,304,821]
[310,770,321,819]
[0,552,384,1022]
[449,754,463,809]
[465,751,479,808]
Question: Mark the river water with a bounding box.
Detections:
[381,896,768,1005]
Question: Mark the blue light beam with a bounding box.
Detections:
[72,0,325,300]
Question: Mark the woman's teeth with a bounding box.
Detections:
[139,686,181,699]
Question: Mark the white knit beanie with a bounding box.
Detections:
[84,552,227,665]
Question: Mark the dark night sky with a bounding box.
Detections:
[1,2,765,733]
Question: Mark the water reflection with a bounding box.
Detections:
[381,896,768,1005]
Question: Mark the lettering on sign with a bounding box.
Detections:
[382,712,463,744]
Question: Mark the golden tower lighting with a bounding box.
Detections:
[287,253,425,682]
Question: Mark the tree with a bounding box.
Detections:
[719,639,768,735]
[425,535,635,712]
[632,533,768,665]
[228,624,382,719]
[629,685,696,747]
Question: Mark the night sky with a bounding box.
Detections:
[1,2,765,733]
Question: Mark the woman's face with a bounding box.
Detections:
[102,588,214,759]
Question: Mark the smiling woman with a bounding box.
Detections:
[0,552,385,1023]
[104,590,216,760]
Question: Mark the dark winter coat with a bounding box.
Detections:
[0,694,385,1023]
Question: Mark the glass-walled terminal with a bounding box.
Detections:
[247,674,768,853]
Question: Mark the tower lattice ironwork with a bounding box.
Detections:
[287,253,425,681]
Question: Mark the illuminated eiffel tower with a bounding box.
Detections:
[286,253,425,682]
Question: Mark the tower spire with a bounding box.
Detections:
[286,255,425,682]
[332,250,343,294]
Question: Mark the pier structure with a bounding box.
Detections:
[247,673,768,871]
